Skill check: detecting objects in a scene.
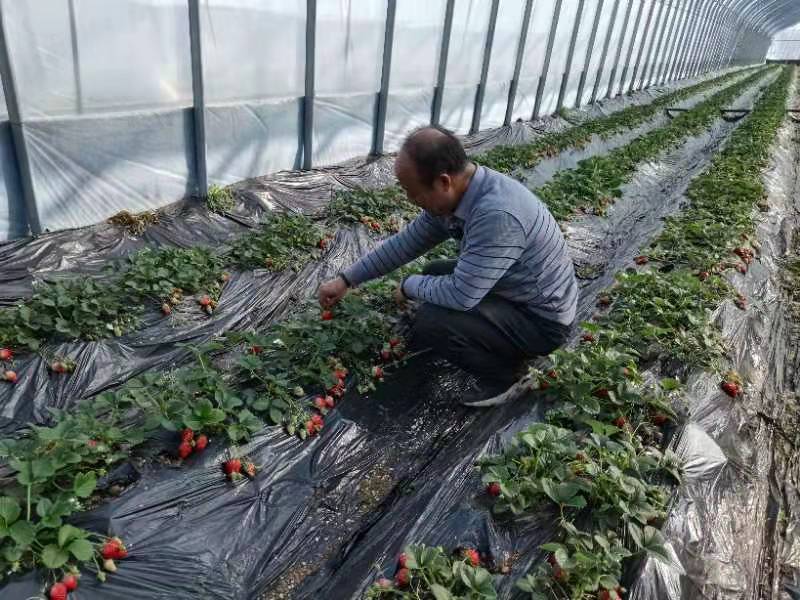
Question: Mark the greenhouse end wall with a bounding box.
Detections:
[0,0,784,242]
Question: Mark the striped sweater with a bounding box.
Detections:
[343,166,578,326]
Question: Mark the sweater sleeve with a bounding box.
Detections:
[402,211,525,311]
[342,211,450,286]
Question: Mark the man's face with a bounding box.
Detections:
[395,151,455,217]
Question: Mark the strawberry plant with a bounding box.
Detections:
[121,247,225,302]
[226,212,324,271]
[366,545,497,599]
[474,67,761,174]
[328,187,418,235]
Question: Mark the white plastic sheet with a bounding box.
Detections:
[611,0,643,95]
[439,0,492,133]
[620,0,652,92]
[479,0,527,130]
[312,0,387,166]
[563,0,602,107]
[579,0,617,105]
[595,0,629,101]
[538,0,581,116]
[511,0,558,121]
[767,25,800,61]
[383,0,446,152]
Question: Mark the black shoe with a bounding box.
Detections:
[459,378,515,407]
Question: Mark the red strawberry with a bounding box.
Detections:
[581,333,595,343]
[538,379,550,390]
[634,255,648,265]
[194,434,208,452]
[101,541,118,559]
[334,368,348,380]
[161,303,172,316]
[324,395,335,409]
[380,349,392,361]
[372,366,384,380]
[721,381,740,397]
[49,582,67,600]
[318,238,328,250]
[464,548,480,567]
[698,271,710,281]
[553,567,567,581]
[3,370,17,383]
[249,345,263,355]
[199,295,212,307]
[486,482,501,497]
[321,310,334,321]
[376,577,393,589]
[314,396,327,410]
[370,222,381,232]
[389,339,401,348]
[87,439,98,448]
[394,568,410,587]
[652,413,669,426]
[62,573,79,591]
[598,591,612,600]
[329,383,345,398]
[311,414,324,431]
[181,428,194,443]
[224,458,242,474]
[178,441,192,459]
[397,553,408,569]
[243,462,257,478]
[0,348,12,361]
[51,361,66,374]
[305,420,317,437]
[613,416,627,428]
[593,388,610,399]
[547,370,558,379]
[115,546,128,560]
[547,554,558,566]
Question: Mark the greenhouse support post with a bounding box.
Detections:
[685,0,715,78]
[302,0,316,170]
[701,5,728,75]
[67,0,83,113]
[504,0,534,126]
[431,0,455,126]
[373,0,396,155]
[605,0,635,99]
[635,0,666,91]
[0,4,40,236]
[590,0,622,103]
[617,0,644,96]
[575,0,605,107]
[188,0,207,197]
[532,0,563,119]
[627,0,658,93]
[672,0,704,80]
[471,0,500,134]
[556,0,586,111]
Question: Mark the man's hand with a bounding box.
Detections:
[318,276,349,308]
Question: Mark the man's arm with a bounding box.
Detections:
[402,211,525,311]
[342,211,450,287]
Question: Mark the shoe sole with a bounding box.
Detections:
[460,378,531,407]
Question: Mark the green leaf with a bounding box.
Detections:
[67,538,94,561]
[9,520,35,546]
[58,524,83,548]
[0,497,21,525]
[41,544,70,569]
[73,471,97,498]
[642,526,674,566]
[430,584,454,600]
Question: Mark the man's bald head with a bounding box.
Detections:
[394,126,474,217]
[399,126,468,187]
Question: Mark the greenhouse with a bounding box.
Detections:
[1,1,800,599]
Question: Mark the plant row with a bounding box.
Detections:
[366,67,793,600]
[536,67,771,220]
[474,67,759,174]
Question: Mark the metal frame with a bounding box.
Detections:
[627,0,658,93]
[636,0,667,90]
[606,0,636,98]
[700,4,729,75]
[471,0,500,134]
[556,0,586,111]
[663,0,697,83]
[653,0,683,85]
[576,0,607,106]
[301,0,316,170]
[0,3,40,235]
[532,0,564,119]
[670,0,703,80]
[67,0,83,114]
[685,1,716,77]
[617,0,645,95]
[590,0,623,103]
[431,0,456,126]
[373,0,397,155]
[188,0,207,197]
[504,0,535,125]
[644,0,677,87]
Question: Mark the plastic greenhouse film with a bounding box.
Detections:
[0,66,767,599]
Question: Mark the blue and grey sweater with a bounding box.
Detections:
[343,166,578,326]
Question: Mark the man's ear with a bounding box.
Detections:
[436,173,452,192]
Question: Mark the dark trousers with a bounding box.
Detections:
[408,260,573,385]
